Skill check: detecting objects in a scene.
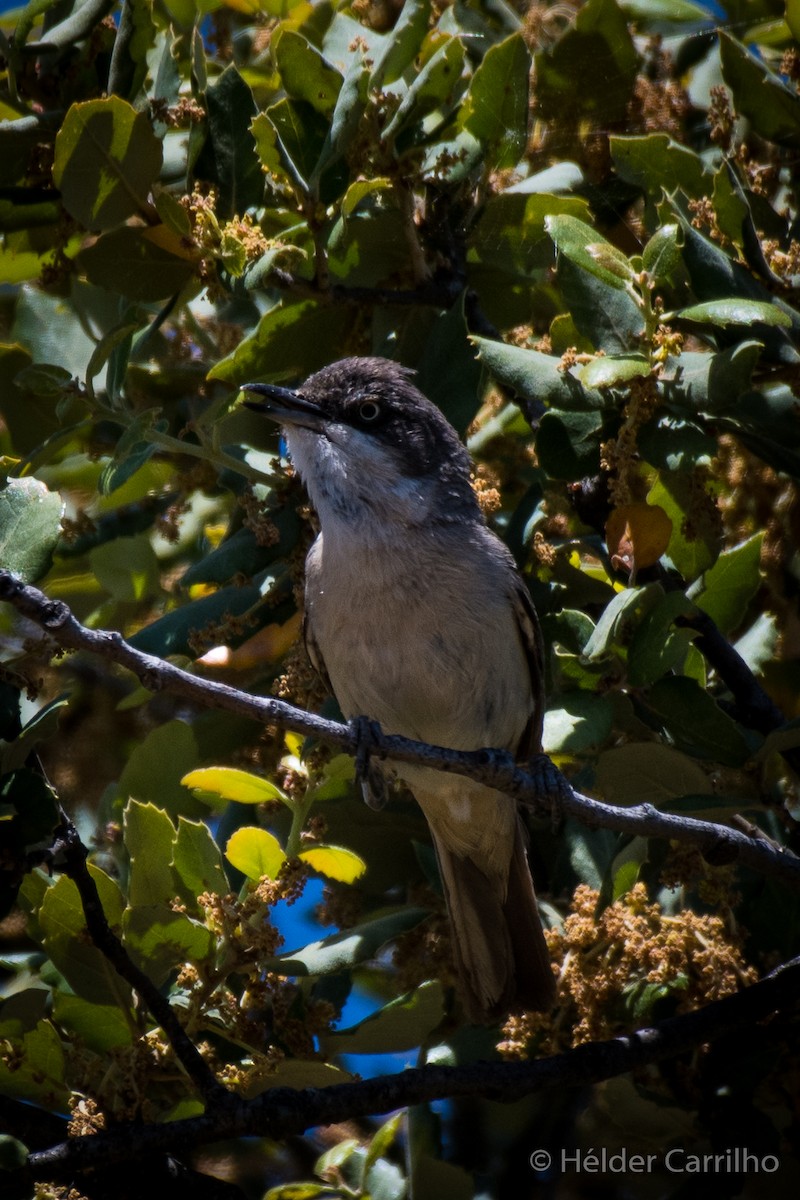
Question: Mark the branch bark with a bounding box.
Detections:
[23,953,800,1181]
[1,568,799,890]
[51,816,228,1106]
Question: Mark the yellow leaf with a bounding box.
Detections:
[181,766,288,805]
[299,845,366,884]
[225,827,286,880]
[606,503,673,578]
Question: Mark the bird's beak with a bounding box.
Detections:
[240,382,327,431]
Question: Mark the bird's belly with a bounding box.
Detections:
[307,564,531,753]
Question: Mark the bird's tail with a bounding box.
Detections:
[432,817,556,1024]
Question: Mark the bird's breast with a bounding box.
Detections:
[304,526,533,753]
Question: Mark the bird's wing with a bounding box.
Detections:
[302,608,333,695]
[511,577,546,761]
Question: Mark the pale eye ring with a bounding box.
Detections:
[358,400,381,422]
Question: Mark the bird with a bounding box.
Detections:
[242,356,556,1023]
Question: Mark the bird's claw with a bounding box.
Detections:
[525,753,572,814]
[349,716,389,809]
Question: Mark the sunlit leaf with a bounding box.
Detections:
[225,826,286,880]
[0,477,63,583]
[299,844,366,883]
[53,96,162,231]
[671,299,792,328]
[182,766,288,805]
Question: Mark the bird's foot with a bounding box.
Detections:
[349,716,389,810]
[525,753,573,814]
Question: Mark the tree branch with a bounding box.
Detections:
[2,569,799,891]
[51,816,228,1107]
[23,953,800,1181]
[676,607,800,776]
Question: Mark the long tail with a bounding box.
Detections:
[433,816,556,1024]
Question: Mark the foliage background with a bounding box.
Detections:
[1,0,800,1196]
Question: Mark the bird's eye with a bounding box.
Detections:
[357,400,382,423]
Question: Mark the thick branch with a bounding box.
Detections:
[24,0,118,53]
[25,953,800,1181]
[2,569,799,890]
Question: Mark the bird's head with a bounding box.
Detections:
[242,357,479,529]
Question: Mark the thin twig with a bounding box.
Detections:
[1,568,799,890]
[52,816,228,1107]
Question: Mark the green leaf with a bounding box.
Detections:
[53,96,162,231]
[644,676,751,766]
[734,611,779,676]
[595,742,712,806]
[89,534,159,601]
[124,799,177,908]
[558,255,644,353]
[365,1114,404,1177]
[676,219,799,365]
[457,33,530,169]
[225,826,286,880]
[325,981,443,1054]
[641,223,681,283]
[299,844,366,883]
[578,354,650,388]
[13,363,73,397]
[647,474,718,581]
[98,412,167,497]
[196,65,263,217]
[672,299,792,329]
[534,0,639,126]
[255,98,331,194]
[182,766,288,806]
[124,903,214,986]
[311,57,370,183]
[697,533,764,635]
[369,0,430,85]
[52,993,133,1052]
[583,584,661,661]
[39,869,132,1007]
[78,226,195,302]
[273,29,342,116]
[611,133,709,202]
[543,692,614,754]
[0,767,59,849]
[0,1021,69,1108]
[627,590,695,687]
[0,477,63,583]
[618,0,713,25]
[246,1060,352,1101]
[382,37,465,142]
[535,408,605,480]
[269,907,429,976]
[469,191,593,278]
[472,337,605,410]
[172,815,229,903]
[0,694,69,774]
[181,512,300,586]
[117,719,202,818]
[546,214,637,290]
[208,299,354,386]
[789,0,800,40]
[720,31,800,149]
[128,584,264,658]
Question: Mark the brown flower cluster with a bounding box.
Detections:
[498,883,756,1059]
